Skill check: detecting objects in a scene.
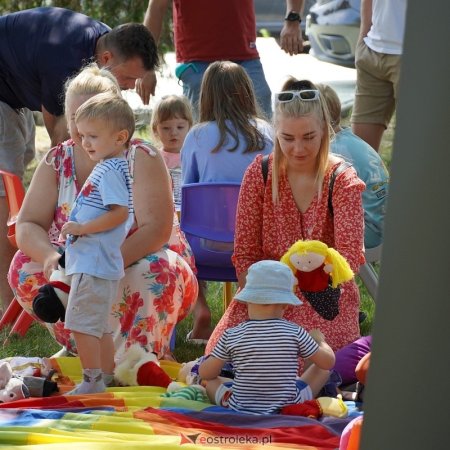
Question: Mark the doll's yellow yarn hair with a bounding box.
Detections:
[281,240,354,288]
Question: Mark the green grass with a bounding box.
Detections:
[0,323,60,358]
[1,114,391,362]
[0,279,375,361]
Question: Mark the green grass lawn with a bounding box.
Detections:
[0,279,375,361]
[1,116,392,362]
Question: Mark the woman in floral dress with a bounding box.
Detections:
[8,64,198,359]
[206,79,365,362]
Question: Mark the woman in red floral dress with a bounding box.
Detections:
[206,79,365,362]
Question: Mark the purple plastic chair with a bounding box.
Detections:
[180,182,241,311]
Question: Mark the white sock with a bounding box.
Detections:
[67,368,105,395]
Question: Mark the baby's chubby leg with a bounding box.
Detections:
[299,365,331,398]
[203,376,233,406]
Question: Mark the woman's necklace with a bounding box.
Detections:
[299,202,317,240]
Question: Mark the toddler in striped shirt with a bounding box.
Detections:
[60,93,134,395]
[199,260,335,415]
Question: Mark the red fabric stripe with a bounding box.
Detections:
[136,407,340,449]
[50,281,70,293]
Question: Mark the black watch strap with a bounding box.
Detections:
[284,11,301,22]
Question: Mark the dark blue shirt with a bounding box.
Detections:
[0,7,110,115]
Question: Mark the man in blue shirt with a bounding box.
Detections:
[0,7,158,309]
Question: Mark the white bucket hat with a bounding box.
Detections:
[234,260,301,306]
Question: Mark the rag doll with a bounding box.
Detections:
[281,240,354,320]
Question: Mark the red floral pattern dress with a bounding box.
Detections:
[206,154,365,357]
[8,139,198,358]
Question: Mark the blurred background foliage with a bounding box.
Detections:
[0,0,174,54]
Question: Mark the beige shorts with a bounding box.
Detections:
[64,273,118,338]
[0,102,35,196]
[351,40,402,128]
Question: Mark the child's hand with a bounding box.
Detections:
[60,221,83,239]
[309,328,325,344]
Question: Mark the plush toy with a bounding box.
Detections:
[281,240,354,320]
[177,359,203,386]
[0,361,58,403]
[177,356,234,386]
[114,344,172,388]
[0,377,29,403]
[32,254,70,323]
[281,395,348,419]
[163,385,209,403]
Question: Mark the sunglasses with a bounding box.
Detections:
[275,90,320,103]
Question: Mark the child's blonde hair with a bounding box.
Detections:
[316,83,341,129]
[151,95,193,138]
[75,92,135,144]
[64,63,121,121]
[271,78,332,204]
[281,240,354,288]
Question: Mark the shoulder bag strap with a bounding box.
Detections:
[261,154,270,185]
[328,161,353,216]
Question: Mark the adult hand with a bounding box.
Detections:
[43,251,63,281]
[41,108,69,147]
[135,70,157,105]
[280,22,304,55]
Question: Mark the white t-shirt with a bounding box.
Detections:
[364,0,408,55]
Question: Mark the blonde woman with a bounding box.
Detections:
[206,78,365,361]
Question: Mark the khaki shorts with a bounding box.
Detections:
[351,40,402,128]
[0,102,35,196]
[65,273,118,338]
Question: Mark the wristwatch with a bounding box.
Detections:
[284,11,301,22]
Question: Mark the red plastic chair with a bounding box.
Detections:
[180,182,240,312]
[0,169,34,337]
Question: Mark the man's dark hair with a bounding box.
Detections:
[104,23,159,71]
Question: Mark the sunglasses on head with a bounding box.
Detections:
[275,90,320,103]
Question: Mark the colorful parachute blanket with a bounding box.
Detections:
[0,357,358,449]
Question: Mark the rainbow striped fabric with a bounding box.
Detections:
[0,357,353,449]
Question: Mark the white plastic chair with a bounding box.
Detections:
[359,244,382,300]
